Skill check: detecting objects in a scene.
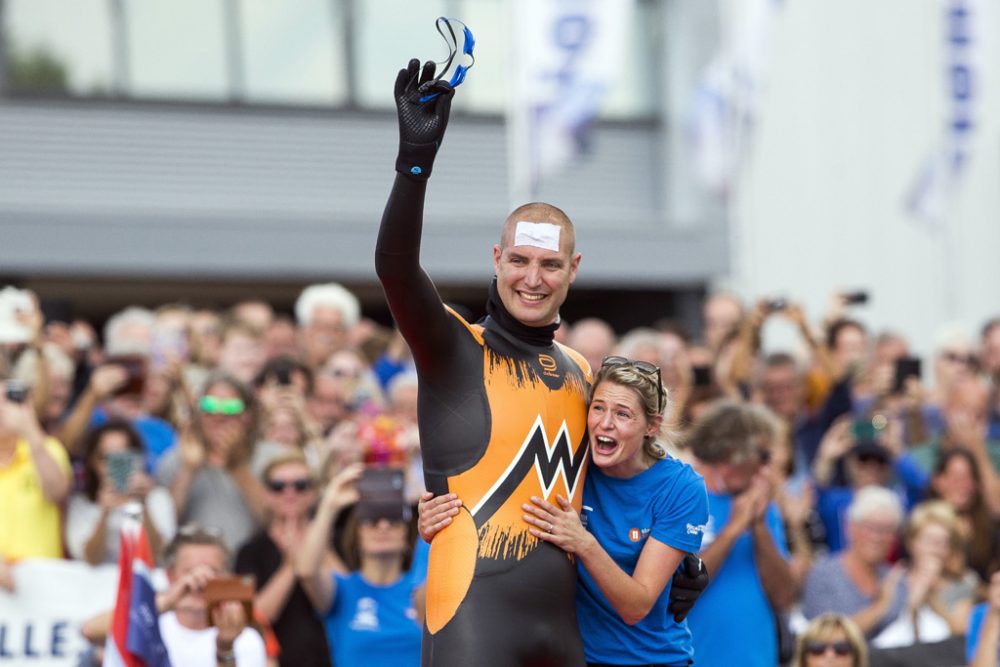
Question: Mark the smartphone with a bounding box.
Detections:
[356,468,409,522]
[765,298,787,313]
[843,291,869,305]
[105,355,147,396]
[5,380,28,404]
[692,365,713,388]
[150,328,187,370]
[274,365,292,386]
[893,356,922,394]
[204,576,255,626]
[106,451,140,492]
[851,419,878,442]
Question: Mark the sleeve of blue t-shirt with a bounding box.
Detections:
[325,571,351,618]
[966,602,987,663]
[650,464,709,554]
[894,453,930,507]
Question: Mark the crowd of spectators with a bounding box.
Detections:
[1,282,999,667]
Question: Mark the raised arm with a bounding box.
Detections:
[294,463,362,613]
[375,60,457,370]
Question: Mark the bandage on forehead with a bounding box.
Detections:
[514,221,562,252]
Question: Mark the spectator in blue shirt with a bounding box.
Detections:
[296,462,425,667]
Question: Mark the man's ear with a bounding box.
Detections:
[493,244,503,273]
[568,253,582,283]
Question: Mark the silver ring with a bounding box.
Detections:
[547,522,555,533]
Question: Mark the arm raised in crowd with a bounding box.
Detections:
[972,572,1000,667]
[294,463,362,613]
[0,396,69,503]
[55,364,127,455]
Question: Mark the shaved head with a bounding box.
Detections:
[500,202,576,255]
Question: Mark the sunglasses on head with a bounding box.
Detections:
[266,478,312,493]
[805,640,853,657]
[600,356,666,413]
[199,395,246,416]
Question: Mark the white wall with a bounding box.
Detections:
[727,0,1000,356]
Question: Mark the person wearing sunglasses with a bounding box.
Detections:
[235,451,331,667]
[296,462,425,667]
[420,358,708,666]
[157,371,266,551]
[792,613,868,667]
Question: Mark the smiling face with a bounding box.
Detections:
[932,454,977,511]
[587,380,662,478]
[493,210,580,328]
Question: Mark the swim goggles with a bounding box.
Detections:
[419,16,476,102]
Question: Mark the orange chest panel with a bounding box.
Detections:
[447,351,590,562]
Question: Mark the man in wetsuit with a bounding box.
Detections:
[376,59,590,666]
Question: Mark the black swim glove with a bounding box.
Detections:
[394,58,455,181]
[668,554,709,622]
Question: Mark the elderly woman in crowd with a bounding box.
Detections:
[792,613,868,667]
[801,485,908,637]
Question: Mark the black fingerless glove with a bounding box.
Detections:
[394,59,455,180]
[668,554,709,622]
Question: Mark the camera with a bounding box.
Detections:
[843,291,869,306]
[5,380,28,404]
[105,355,147,397]
[765,298,787,313]
[892,356,922,394]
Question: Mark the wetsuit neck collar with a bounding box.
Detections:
[485,277,559,347]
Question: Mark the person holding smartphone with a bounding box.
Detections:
[0,376,71,589]
[295,463,425,667]
[65,419,176,565]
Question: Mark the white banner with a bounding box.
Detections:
[0,559,118,667]
[508,0,634,201]
[906,0,983,226]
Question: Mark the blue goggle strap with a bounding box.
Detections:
[419,17,475,102]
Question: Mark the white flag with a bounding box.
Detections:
[508,0,635,202]
[906,0,983,227]
[687,0,784,197]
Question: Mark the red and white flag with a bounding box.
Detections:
[103,508,171,667]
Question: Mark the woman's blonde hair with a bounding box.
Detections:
[905,500,965,576]
[589,360,671,459]
[792,613,868,667]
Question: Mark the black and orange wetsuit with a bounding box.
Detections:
[376,176,590,666]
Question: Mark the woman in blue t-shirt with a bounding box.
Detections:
[296,462,425,667]
[423,356,709,667]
